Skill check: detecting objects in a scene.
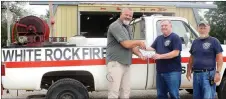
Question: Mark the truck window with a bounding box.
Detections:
[156,20,197,44]
[80,12,147,38]
[131,19,146,40]
[182,21,198,42]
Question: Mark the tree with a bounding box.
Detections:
[1,1,31,47]
[198,9,205,21]
[40,9,50,22]
[205,1,226,44]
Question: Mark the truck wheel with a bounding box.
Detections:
[218,76,226,99]
[46,78,89,99]
[185,89,193,94]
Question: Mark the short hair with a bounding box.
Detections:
[160,19,172,25]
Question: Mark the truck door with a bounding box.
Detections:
[151,17,198,88]
[129,18,149,90]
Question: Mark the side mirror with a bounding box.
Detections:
[184,32,191,47]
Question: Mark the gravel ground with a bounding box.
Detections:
[1,89,198,99]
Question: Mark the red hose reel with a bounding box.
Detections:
[12,15,50,46]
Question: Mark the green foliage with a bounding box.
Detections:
[205,1,226,44]
[40,9,50,23]
[198,9,205,21]
[1,1,28,47]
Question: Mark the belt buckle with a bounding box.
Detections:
[202,69,206,72]
[193,69,206,73]
[202,68,213,72]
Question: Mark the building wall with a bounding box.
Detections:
[52,5,198,39]
[53,5,78,39]
[175,8,197,29]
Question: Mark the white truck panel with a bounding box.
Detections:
[2,63,149,90]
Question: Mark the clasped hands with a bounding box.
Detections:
[138,41,162,60]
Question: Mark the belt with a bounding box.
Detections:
[192,68,215,73]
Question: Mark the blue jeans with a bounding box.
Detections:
[193,70,216,99]
[156,71,181,99]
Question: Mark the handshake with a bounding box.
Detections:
[136,41,157,60]
[137,41,146,50]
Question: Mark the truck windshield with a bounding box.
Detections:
[156,20,197,44]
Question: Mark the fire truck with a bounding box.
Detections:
[1,15,226,99]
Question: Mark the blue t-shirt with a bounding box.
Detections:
[151,33,182,73]
[189,36,223,69]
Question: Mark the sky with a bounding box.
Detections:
[24,3,49,16]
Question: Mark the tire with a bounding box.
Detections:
[46,78,89,99]
[185,89,193,94]
[218,76,226,99]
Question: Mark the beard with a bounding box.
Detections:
[123,20,130,25]
[199,34,209,39]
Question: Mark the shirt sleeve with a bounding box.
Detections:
[151,36,158,49]
[172,35,182,51]
[110,24,129,43]
[213,38,223,54]
[189,41,195,55]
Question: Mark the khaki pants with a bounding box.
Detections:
[107,61,131,99]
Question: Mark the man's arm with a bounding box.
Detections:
[213,38,224,72]
[186,55,193,81]
[152,50,180,60]
[160,34,182,59]
[132,47,143,57]
[132,47,147,60]
[120,40,145,49]
[214,51,223,83]
[216,53,223,72]
[152,35,182,60]
[159,50,180,59]
[146,47,155,51]
[213,38,223,83]
[187,55,194,74]
[110,24,145,49]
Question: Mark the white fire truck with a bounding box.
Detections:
[1,15,226,99]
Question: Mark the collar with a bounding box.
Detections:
[163,32,173,38]
[117,18,123,25]
[199,36,211,41]
[117,18,129,27]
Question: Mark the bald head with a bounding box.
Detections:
[120,8,133,25]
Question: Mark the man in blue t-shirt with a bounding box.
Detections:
[146,20,182,99]
[186,21,223,99]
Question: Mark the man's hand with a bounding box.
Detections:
[146,47,155,51]
[139,41,146,50]
[139,55,147,60]
[132,46,147,60]
[214,72,221,83]
[186,72,192,81]
[152,54,163,60]
[187,56,193,82]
